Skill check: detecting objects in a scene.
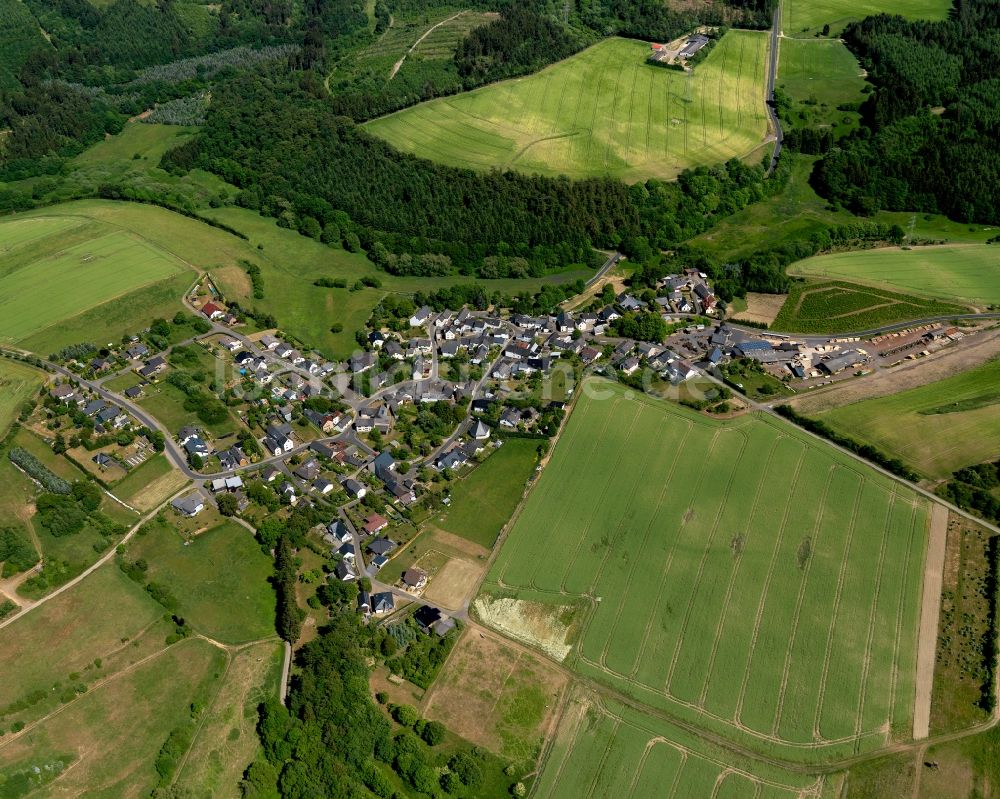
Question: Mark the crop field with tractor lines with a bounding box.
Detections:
[788,245,1000,309]
[0,215,191,346]
[481,381,931,763]
[366,32,771,182]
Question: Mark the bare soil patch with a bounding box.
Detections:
[473,595,578,662]
[422,629,567,761]
[789,327,1000,414]
[913,502,947,739]
[732,292,787,325]
[423,557,484,609]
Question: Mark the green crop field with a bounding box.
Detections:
[0,214,191,347]
[816,360,1000,480]
[788,246,1000,308]
[126,518,276,644]
[782,0,952,37]
[483,381,931,761]
[0,358,44,437]
[772,280,968,334]
[366,32,771,182]
[436,437,539,549]
[534,689,822,799]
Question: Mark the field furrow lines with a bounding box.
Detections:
[769,465,836,737]
[663,430,751,696]
[697,435,787,709]
[851,487,897,742]
[809,477,866,741]
[733,446,808,724]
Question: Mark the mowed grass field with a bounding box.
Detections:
[789,245,1000,308]
[772,280,967,334]
[534,689,822,799]
[782,0,952,37]
[366,32,771,182]
[816,360,1000,480]
[436,437,539,549]
[0,213,192,348]
[0,358,44,437]
[484,381,930,760]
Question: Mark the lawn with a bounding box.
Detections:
[138,379,241,440]
[777,38,866,137]
[436,437,539,549]
[815,360,1000,480]
[366,32,772,182]
[482,380,930,762]
[772,280,968,334]
[0,224,188,344]
[0,638,226,797]
[782,0,952,37]
[127,518,277,644]
[788,245,1000,308]
[0,358,44,438]
[533,688,821,799]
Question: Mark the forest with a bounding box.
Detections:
[812,0,1000,223]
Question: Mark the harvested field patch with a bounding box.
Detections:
[423,628,567,762]
[732,292,787,326]
[423,557,483,609]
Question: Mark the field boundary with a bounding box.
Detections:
[912,503,948,739]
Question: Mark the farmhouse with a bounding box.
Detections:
[679,33,710,58]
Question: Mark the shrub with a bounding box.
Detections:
[8,447,71,494]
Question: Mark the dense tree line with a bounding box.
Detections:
[813,0,1000,222]
[775,404,919,481]
[162,74,782,281]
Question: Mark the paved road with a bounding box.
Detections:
[764,6,783,174]
[585,251,623,288]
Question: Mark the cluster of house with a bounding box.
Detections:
[433,418,493,472]
[48,383,133,433]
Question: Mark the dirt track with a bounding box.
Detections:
[789,326,1000,414]
[913,503,948,740]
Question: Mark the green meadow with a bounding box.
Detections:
[484,381,929,761]
[0,358,44,437]
[366,32,772,181]
[782,0,952,37]
[436,437,539,549]
[777,38,867,137]
[789,245,1000,308]
[816,359,1000,480]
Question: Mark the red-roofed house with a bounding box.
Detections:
[364,513,389,535]
[201,302,225,320]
